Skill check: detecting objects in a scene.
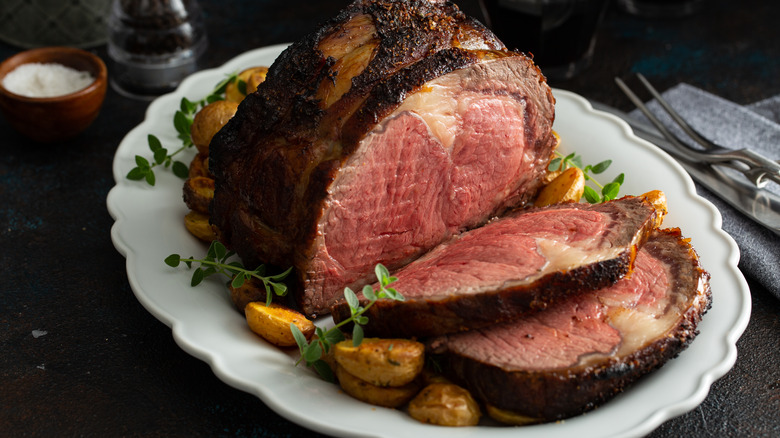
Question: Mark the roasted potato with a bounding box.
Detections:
[245,302,315,347]
[226,66,269,102]
[408,383,481,427]
[229,277,267,315]
[640,189,668,228]
[188,152,210,178]
[334,363,420,408]
[182,176,214,214]
[190,100,239,155]
[534,166,585,207]
[334,338,425,387]
[485,404,540,426]
[245,66,269,95]
[184,210,216,242]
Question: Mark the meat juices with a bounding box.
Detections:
[209,0,556,316]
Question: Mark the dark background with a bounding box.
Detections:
[1,0,778,436]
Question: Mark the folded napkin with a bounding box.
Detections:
[630,83,780,300]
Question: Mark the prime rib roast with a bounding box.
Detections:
[330,195,663,337]
[429,228,712,422]
[207,0,711,424]
[209,0,557,317]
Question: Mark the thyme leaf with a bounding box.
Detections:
[127,72,240,185]
[164,240,292,303]
[292,263,405,381]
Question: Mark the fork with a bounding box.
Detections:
[615,73,780,188]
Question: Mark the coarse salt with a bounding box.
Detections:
[2,62,94,98]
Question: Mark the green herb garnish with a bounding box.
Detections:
[291,264,405,381]
[164,240,291,306]
[548,152,625,203]
[127,73,239,186]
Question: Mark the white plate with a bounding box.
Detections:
[107,44,751,438]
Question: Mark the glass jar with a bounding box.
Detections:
[107,0,207,99]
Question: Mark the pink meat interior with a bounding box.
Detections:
[389,207,607,300]
[442,241,680,371]
[310,93,542,307]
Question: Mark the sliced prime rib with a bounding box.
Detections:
[428,228,712,423]
[209,0,557,317]
[330,195,662,337]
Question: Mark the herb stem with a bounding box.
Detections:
[165,241,291,304]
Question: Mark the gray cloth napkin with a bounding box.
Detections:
[630,83,780,300]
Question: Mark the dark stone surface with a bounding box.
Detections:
[1,0,777,436]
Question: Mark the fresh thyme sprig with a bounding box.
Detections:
[164,240,291,306]
[291,264,405,381]
[548,151,625,203]
[126,73,239,186]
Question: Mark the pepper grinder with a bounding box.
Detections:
[107,0,207,99]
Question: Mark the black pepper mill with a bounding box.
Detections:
[107,0,207,99]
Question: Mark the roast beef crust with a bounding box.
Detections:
[209,0,548,316]
[436,228,712,422]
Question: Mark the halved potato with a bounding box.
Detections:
[334,364,420,408]
[245,302,315,347]
[184,210,216,242]
[333,338,425,387]
[408,383,481,427]
[182,176,215,214]
[535,166,585,207]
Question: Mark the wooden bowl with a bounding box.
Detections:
[0,47,107,143]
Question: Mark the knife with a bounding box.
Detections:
[590,101,780,237]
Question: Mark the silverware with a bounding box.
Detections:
[615,73,780,188]
[589,100,780,237]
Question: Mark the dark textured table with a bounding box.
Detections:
[2,1,778,436]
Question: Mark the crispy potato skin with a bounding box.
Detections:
[183,176,215,214]
[184,210,217,242]
[535,166,585,207]
[245,302,315,347]
[334,364,420,408]
[190,100,239,155]
[334,338,425,387]
[408,383,481,427]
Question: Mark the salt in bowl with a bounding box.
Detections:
[0,46,107,143]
